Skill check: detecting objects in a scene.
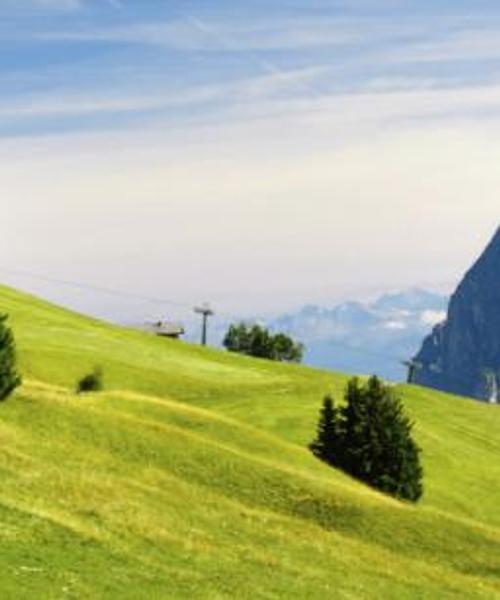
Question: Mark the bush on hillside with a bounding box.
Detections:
[0,314,22,401]
[223,323,304,363]
[310,376,423,502]
[77,368,104,394]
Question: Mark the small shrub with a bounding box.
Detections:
[77,368,103,394]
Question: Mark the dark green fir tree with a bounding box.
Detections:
[0,314,22,401]
[310,376,423,503]
[309,395,340,466]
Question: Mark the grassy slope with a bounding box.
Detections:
[0,284,499,599]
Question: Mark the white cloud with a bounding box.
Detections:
[3,0,82,11]
[36,18,360,50]
[2,78,500,311]
[420,311,447,327]
[5,69,500,138]
[384,321,407,330]
[386,28,500,64]
[0,65,328,121]
[34,14,436,51]
[32,13,500,60]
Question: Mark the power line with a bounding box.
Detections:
[0,264,242,321]
[0,265,190,309]
[0,264,427,368]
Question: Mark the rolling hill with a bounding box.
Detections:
[0,284,499,599]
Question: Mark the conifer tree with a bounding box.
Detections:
[366,383,423,501]
[310,376,423,502]
[0,314,22,401]
[309,396,339,465]
[340,376,423,501]
[337,377,370,477]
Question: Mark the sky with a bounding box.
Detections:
[2,0,500,323]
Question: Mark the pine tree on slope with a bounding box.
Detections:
[309,395,340,465]
[310,376,423,502]
[0,314,22,401]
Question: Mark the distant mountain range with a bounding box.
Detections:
[267,289,448,381]
[176,288,448,382]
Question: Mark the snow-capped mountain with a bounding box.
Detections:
[269,289,448,381]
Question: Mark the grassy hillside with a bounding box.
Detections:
[0,284,499,599]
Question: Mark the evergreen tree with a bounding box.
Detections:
[248,325,273,358]
[365,383,423,501]
[337,377,371,478]
[223,324,250,354]
[223,323,303,363]
[310,376,423,502]
[0,314,22,401]
[272,333,304,363]
[309,396,339,465]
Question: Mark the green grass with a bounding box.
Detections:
[0,284,499,599]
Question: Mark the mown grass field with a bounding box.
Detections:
[0,284,499,599]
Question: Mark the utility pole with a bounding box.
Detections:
[194,304,214,346]
[402,359,421,384]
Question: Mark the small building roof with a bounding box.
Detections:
[141,321,185,337]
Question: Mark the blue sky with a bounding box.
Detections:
[2,0,500,319]
[5,0,500,138]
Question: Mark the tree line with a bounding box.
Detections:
[223,323,304,363]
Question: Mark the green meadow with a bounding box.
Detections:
[0,284,499,599]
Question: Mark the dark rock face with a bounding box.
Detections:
[413,227,500,403]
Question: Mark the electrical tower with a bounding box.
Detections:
[194,303,214,346]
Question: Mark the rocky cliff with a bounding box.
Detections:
[413,227,500,403]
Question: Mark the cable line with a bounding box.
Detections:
[0,265,190,309]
